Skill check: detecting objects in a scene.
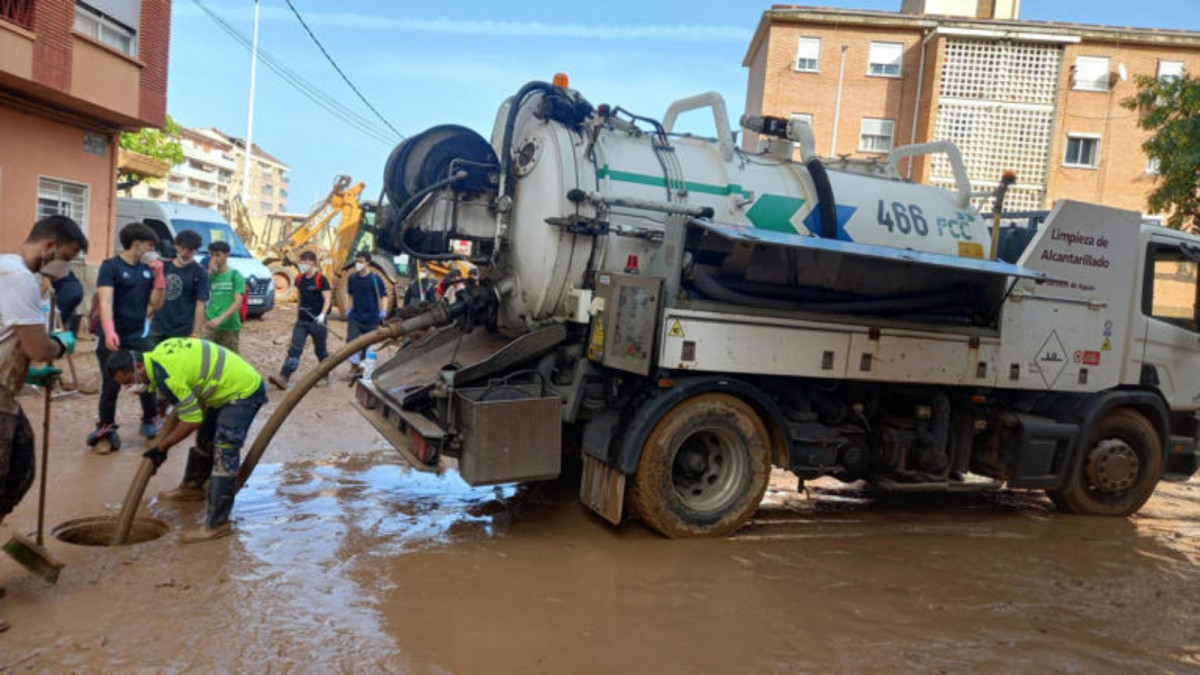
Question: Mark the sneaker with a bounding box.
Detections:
[268,374,289,391]
[180,522,232,544]
[157,486,206,503]
[140,422,159,439]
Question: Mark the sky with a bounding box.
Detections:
[166,0,1200,215]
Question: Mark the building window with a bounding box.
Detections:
[74,2,138,57]
[1063,134,1101,168]
[859,118,896,153]
[868,42,904,78]
[1072,56,1110,92]
[1159,60,1184,81]
[260,201,273,211]
[1147,156,1161,175]
[262,186,274,196]
[795,37,821,73]
[37,178,89,234]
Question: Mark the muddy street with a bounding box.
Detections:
[0,311,1196,672]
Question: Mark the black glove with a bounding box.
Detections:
[143,446,168,472]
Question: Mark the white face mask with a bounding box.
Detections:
[40,258,70,280]
[298,263,312,275]
[125,383,147,394]
[355,262,366,272]
[141,250,161,265]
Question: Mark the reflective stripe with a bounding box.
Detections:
[177,404,201,417]
[199,342,212,381]
[176,393,197,410]
[211,346,227,381]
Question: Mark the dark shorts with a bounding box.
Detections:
[0,407,35,519]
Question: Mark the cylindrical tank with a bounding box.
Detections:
[386,83,990,333]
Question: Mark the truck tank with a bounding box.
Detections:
[380,81,995,334]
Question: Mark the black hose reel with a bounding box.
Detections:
[379,125,499,256]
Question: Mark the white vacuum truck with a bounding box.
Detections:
[353,79,1200,537]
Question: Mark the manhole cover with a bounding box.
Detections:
[52,517,168,547]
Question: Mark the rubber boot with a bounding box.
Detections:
[268,373,290,391]
[181,476,236,544]
[157,446,211,503]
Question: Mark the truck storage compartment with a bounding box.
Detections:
[454,383,561,485]
[683,219,1052,328]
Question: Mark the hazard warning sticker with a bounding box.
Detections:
[667,319,685,338]
[1034,330,1067,388]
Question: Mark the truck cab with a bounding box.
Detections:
[116,199,276,317]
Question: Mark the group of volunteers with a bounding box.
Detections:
[1,216,399,555]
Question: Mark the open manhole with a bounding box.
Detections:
[52,516,169,547]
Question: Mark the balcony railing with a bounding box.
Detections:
[1,0,34,31]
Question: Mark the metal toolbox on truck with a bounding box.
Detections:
[454,383,561,486]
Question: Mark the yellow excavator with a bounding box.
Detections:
[261,175,407,316]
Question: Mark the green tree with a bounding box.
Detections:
[118,114,184,181]
[1123,74,1200,230]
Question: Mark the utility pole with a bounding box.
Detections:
[831,44,849,157]
[241,0,261,204]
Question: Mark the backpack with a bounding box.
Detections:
[87,291,101,336]
[236,270,248,322]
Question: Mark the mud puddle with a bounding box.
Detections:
[3,311,1199,671]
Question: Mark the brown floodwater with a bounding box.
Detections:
[2,314,1198,672]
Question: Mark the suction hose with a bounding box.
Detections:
[235,304,459,492]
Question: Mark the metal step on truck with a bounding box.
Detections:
[351,78,1200,538]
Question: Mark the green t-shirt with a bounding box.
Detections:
[206,268,245,332]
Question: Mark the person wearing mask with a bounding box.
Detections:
[106,339,267,543]
[344,250,388,379]
[402,264,438,308]
[150,230,209,343]
[439,267,463,304]
[88,222,165,450]
[268,251,330,389]
[199,240,244,353]
[0,216,85,631]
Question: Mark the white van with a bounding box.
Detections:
[115,199,275,317]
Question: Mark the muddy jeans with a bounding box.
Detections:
[345,317,380,366]
[0,408,34,520]
[187,382,268,528]
[96,334,157,427]
[281,319,328,378]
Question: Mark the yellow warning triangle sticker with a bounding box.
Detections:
[668,319,685,338]
[1102,337,1112,351]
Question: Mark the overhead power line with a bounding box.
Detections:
[190,0,401,147]
[282,0,404,141]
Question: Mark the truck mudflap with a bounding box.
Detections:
[1164,435,1199,481]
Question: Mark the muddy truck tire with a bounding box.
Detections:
[1047,408,1163,516]
[627,393,771,538]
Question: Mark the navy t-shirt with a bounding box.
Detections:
[97,256,154,341]
[296,272,330,321]
[151,259,210,338]
[347,272,386,323]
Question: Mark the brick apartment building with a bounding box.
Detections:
[0,0,171,263]
[743,0,1200,215]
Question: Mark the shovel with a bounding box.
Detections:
[2,384,65,583]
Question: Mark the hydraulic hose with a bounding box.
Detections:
[235,304,459,492]
[690,266,968,316]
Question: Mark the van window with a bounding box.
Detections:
[1145,243,1200,331]
[144,219,177,258]
[171,219,252,257]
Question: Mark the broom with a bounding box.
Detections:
[2,383,65,584]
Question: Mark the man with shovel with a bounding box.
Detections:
[106,338,266,543]
[0,215,86,631]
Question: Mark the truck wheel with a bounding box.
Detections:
[628,393,771,538]
[1047,408,1163,516]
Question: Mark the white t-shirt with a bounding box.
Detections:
[0,254,46,411]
